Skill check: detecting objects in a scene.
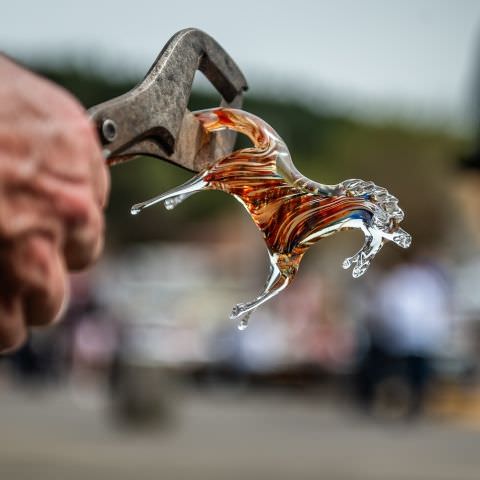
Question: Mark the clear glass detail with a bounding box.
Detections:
[131,108,412,329]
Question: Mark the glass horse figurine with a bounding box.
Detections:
[131,108,411,329]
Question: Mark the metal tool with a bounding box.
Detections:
[88,28,248,172]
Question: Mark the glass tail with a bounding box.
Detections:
[131,175,206,215]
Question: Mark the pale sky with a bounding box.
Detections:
[2,0,480,127]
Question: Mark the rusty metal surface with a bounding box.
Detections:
[88,28,248,172]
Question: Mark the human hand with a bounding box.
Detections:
[0,56,109,352]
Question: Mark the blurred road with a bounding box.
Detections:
[0,387,479,480]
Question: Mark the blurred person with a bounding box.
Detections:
[71,303,118,384]
[0,56,109,352]
[453,146,480,383]
[6,327,66,387]
[453,29,480,370]
[356,254,451,418]
[456,153,480,245]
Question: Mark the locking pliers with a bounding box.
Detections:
[88,28,248,172]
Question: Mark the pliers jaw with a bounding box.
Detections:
[88,28,248,172]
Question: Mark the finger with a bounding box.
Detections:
[94,158,110,208]
[0,294,27,353]
[23,244,67,327]
[8,234,67,328]
[63,200,104,270]
[34,169,105,270]
[36,114,109,210]
[88,122,110,208]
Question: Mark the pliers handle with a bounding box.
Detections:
[88,28,248,172]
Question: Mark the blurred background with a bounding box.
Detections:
[2,1,480,479]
